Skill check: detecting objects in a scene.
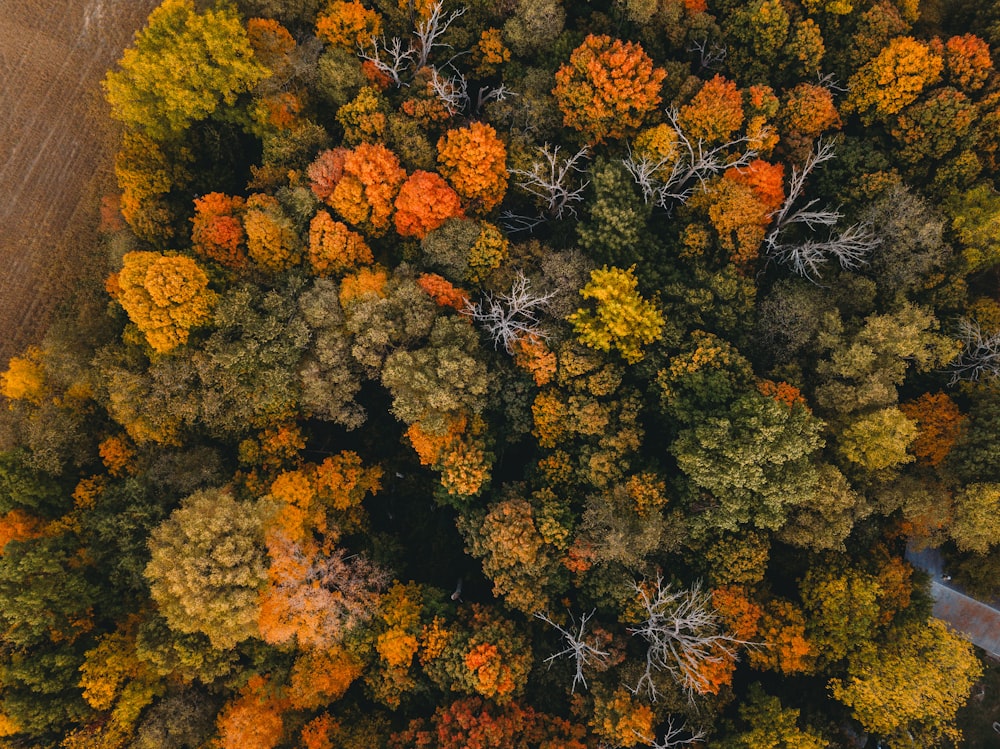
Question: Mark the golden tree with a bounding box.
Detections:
[436,123,508,213]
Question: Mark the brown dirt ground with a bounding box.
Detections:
[0,0,158,368]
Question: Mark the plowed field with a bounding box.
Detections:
[0,0,157,367]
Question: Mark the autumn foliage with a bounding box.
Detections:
[553,34,665,145]
[191,192,247,269]
[316,1,382,48]
[899,391,965,467]
[679,74,745,143]
[308,210,374,276]
[114,251,216,353]
[846,36,944,124]
[216,677,286,749]
[327,143,407,236]
[436,123,508,213]
[394,171,464,239]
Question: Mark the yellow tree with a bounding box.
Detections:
[103,0,267,140]
[568,266,664,364]
[846,36,943,124]
[113,251,216,354]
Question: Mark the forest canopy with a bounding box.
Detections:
[3,0,1000,746]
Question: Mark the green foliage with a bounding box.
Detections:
[715,683,828,749]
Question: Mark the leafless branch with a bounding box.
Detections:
[414,1,466,68]
[429,65,469,115]
[688,38,727,71]
[623,107,762,210]
[536,610,610,693]
[358,35,414,87]
[764,139,879,282]
[638,716,707,748]
[463,271,556,353]
[476,83,515,113]
[628,578,754,703]
[498,211,546,234]
[510,144,590,219]
[949,318,1000,384]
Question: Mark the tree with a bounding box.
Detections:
[715,683,827,749]
[899,392,964,467]
[837,406,917,471]
[327,143,407,236]
[629,577,752,700]
[678,74,744,144]
[307,210,373,276]
[436,123,508,213]
[258,531,388,650]
[113,251,216,354]
[944,182,1000,272]
[393,171,464,239]
[942,33,993,92]
[568,266,664,364]
[589,687,656,747]
[215,676,286,749]
[671,392,824,532]
[103,0,266,140]
[799,565,882,668]
[145,488,267,649]
[552,34,665,145]
[846,36,943,124]
[950,483,1000,553]
[191,192,247,269]
[244,194,302,273]
[535,610,610,693]
[830,618,982,744]
[315,1,382,49]
[464,271,556,353]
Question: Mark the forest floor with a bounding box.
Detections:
[0,0,157,369]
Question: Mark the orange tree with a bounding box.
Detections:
[436,123,508,213]
[553,34,665,145]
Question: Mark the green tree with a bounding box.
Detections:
[672,392,824,532]
[145,488,267,650]
[103,0,267,140]
[716,683,828,749]
[799,564,883,668]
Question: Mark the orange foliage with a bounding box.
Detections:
[436,123,508,213]
[690,642,737,695]
[216,678,286,749]
[377,627,419,669]
[340,265,388,306]
[247,18,295,78]
[725,159,785,214]
[439,436,491,497]
[191,192,247,269]
[240,422,306,470]
[512,334,557,386]
[406,415,466,465]
[625,472,669,517]
[679,74,744,143]
[394,171,464,239]
[943,34,993,92]
[99,435,135,477]
[260,91,303,130]
[0,510,45,553]
[899,392,965,467]
[328,143,407,236]
[99,193,126,234]
[846,36,943,124]
[314,450,384,512]
[782,83,841,140]
[531,391,566,449]
[712,586,763,641]
[473,28,510,76]
[308,210,374,276]
[464,642,518,701]
[416,273,468,311]
[315,1,382,48]
[590,687,655,747]
[757,379,807,409]
[703,177,771,267]
[563,537,596,573]
[553,34,665,145]
[301,715,336,749]
[0,347,46,403]
[288,646,364,709]
[308,148,349,202]
[750,600,812,674]
[116,251,216,353]
[73,476,106,510]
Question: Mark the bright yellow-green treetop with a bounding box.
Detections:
[103,0,267,140]
[569,266,664,364]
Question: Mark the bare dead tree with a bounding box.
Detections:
[510,144,591,219]
[535,610,610,693]
[429,65,469,115]
[629,578,753,702]
[358,35,414,87]
[463,271,557,352]
[949,318,1000,384]
[413,1,466,68]
[475,82,515,113]
[622,107,762,210]
[498,211,547,234]
[764,139,880,282]
[688,38,727,71]
[637,716,707,748]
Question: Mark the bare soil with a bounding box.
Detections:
[0,0,158,367]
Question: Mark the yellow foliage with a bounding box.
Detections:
[846,36,943,124]
[473,28,510,76]
[116,252,216,353]
[0,347,46,403]
[468,222,509,281]
[590,687,655,747]
[337,86,388,145]
[339,265,389,306]
[376,628,419,669]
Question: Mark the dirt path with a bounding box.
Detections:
[0,0,158,367]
